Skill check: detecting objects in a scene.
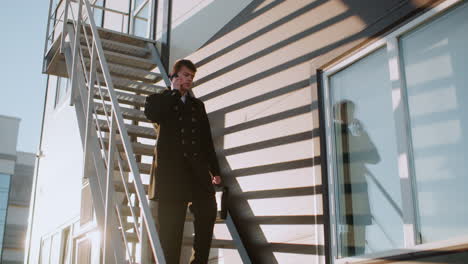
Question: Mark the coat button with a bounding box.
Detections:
[181,128,185,133]
[173,105,179,111]
[178,116,183,121]
[192,140,196,144]
[181,140,185,144]
[192,117,197,122]
[193,152,198,157]
[191,128,196,133]
[183,152,188,157]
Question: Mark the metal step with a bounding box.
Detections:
[114,180,149,194]
[83,57,161,83]
[80,35,151,58]
[114,161,152,175]
[97,119,156,139]
[93,88,146,107]
[80,22,155,48]
[182,238,236,249]
[81,44,155,70]
[96,74,166,95]
[101,137,154,156]
[95,104,149,123]
[125,232,234,248]
[118,205,225,223]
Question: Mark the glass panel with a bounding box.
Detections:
[400,2,468,243]
[135,2,149,19]
[92,0,105,27]
[0,174,11,256]
[329,48,404,257]
[134,17,148,38]
[134,0,146,10]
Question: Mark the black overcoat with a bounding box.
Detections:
[144,88,221,201]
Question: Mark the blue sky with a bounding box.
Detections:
[0,1,49,153]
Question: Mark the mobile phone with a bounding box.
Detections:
[170,73,178,80]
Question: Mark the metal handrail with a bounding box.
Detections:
[60,0,167,263]
[44,0,140,62]
[67,23,139,263]
[61,27,127,263]
[76,16,146,244]
[75,21,144,263]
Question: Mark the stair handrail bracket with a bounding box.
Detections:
[60,1,166,263]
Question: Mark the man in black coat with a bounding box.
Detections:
[144,59,222,264]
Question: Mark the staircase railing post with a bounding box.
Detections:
[103,112,116,264]
[42,0,55,72]
[70,0,83,107]
[61,34,126,263]
[82,41,96,180]
[160,0,172,71]
[81,0,167,262]
[60,0,71,54]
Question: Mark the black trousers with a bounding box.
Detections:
[158,197,217,264]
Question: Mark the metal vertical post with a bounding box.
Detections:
[161,0,172,71]
[60,0,71,54]
[83,42,97,180]
[129,0,135,35]
[70,0,83,107]
[42,0,55,72]
[103,112,116,264]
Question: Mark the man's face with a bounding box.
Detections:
[177,65,195,93]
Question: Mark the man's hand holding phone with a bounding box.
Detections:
[171,73,181,90]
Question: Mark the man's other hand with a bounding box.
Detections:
[212,176,221,185]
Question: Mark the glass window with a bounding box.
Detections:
[134,17,148,38]
[0,174,11,256]
[323,1,468,260]
[92,0,105,27]
[134,0,146,9]
[133,2,150,38]
[329,48,404,257]
[399,2,468,243]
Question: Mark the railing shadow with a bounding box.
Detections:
[182,0,440,263]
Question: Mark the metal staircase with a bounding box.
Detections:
[42,0,251,263]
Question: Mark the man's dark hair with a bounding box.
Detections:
[170,59,197,77]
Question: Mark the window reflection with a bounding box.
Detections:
[333,100,380,256]
[329,47,404,257]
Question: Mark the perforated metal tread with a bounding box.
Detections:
[97,119,156,139]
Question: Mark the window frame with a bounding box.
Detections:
[319,0,468,262]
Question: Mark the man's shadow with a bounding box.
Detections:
[333,100,380,257]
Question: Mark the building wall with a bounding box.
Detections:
[0,116,35,263]
[26,75,84,263]
[29,1,268,263]
[2,152,35,264]
[30,0,468,263]
[183,0,452,263]
[0,115,20,261]
[0,115,20,176]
